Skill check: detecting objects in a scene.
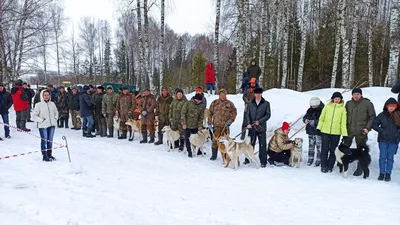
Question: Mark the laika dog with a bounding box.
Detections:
[334,142,371,179]
[113,116,120,137]
[189,128,211,156]
[290,138,303,168]
[161,125,180,151]
[125,119,142,141]
[218,135,260,170]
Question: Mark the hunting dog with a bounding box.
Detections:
[289,138,303,168]
[162,125,180,151]
[189,128,211,156]
[113,116,120,137]
[218,135,260,170]
[217,141,235,168]
[334,143,371,179]
[125,119,141,141]
[203,108,212,142]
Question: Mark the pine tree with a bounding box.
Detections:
[104,39,111,81]
[191,52,207,90]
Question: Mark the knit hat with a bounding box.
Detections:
[250,78,257,84]
[193,93,203,101]
[88,84,94,89]
[97,86,104,90]
[352,88,362,95]
[106,85,113,90]
[331,92,343,100]
[83,85,90,91]
[254,87,263,94]
[219,89,227,94]
[195,86,203,92]
[72,86,78,90]
[144,88,150,92]
[121,86,129,91]
[175,88,183,94]
[23,82,27,85]
[15,79,23,86]
[282,122,290,131]
[161,86,168,91]
[310,97,321,106]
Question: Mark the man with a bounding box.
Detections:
[195,86,207,109]
[240,78,259,139]
[343,88,376,176]
[94,86,107,137]
[169,89,187,150]
[138,89,157,143]
[154,87,173,145]
[68,86,81,130]
[268,122,293,166]
[0,83,13,140]
[33,86,46,106]
[102,85,118,138]
[208,89,237,160]
[11,79,31,132]
[55,86,70,128]
[245,87,271,167]
[241,72,250,93]
[79,85,95,138]
[181,93,205,157]
[88,85,97,133]
[47,84,57,102]
[246,59,261,82]
[23,83,35,122]
[115,86,136,139]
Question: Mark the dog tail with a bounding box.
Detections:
[334,148,344,164]
[244,136,252,145]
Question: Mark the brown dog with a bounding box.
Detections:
[125,119,141,141]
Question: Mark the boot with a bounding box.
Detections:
[148,133,155,143]
[42,151,50,162]
[48,150,56,161]
[64,118,69,128]
[321,167,327,173]
[140,132,148,143]
[20,121,30,132]
[178,138,185,151]
[353,162,363,176]
[243,158,250,165]
[307,159,314,166]
[378,173,385,181]
[58,118,64,128]
[207,90,211,96]
[314,160,321,167]
[57,119,60,127]
[16,121,21,129]
[212,90,215,95]
[5,130,10,139]
[154,132,163,145]
[118,131,127,139]
[86,129,95,138]
[174,140,179,149]
[210,147,218,160]
[107,127,114,138]
[384,174,391,182]
[82,129,87,137]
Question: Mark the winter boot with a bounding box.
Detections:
[58,118,64,128]
[118,131,127,139]
[210,147,218,160]
[154,132,163,145]
[321,167,327,173]
[48,150,56,161]
[107,127,114,138]
[20,121,30,132]
[86,129,95,138]
[82,129,87,137]
[307,159,314,166]
[378,173,385,181]
[353,162,363,176]
[384,174,391,182]
[212,90,215,95]
[243,158,250,165]
[148,133,155,143]
[16,121,21,129]
[64,118,69,128]
[5,130,10,139]
[314,160,321,167]
[178,138,185,151]
[42,151,50,162]
[140,132,148,143]
[207,90,211,96]
[0,137,3,141]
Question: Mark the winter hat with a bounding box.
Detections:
[254,87,263,94]
[352,88,362,95]
[106,85,113,90]
[219,89,227,94]
[121,86,129,91]
[193,93,203,101]
[97,86,104,90]
[175,88,183,94]
[88,84,94,89]
[310,97,321,106]
[249,78,257,84]
[23,82,27,85]
[83,85,90,91]
[281,122,290,131]
[195,86,203,92]
[15,79,23,86]
[161,86,168,91]
[72,86,79,90]
[0,83,4,87]
[331,92,343,100]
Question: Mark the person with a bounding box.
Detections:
[138,89,157,143]
[79,85,95,138]
[169,89,188,150]
[54,86,70,128]
[32,90,59,162]
[245,87,271,167]
[67,87,72,94]
[317,92,348,173]
[303,97,324,166]
[181,93,205,157]
[47,84,57,102]
[34,86,46,106]
[154,87,173,145]
[208,89,237,160]
[241,72,249,93]
[68,86,81,130]
[94,86,107,137]
[102,85,118,138]
[0,83,13,140]
[115,86,136,140]
[267,122,293,166]
[343,88,376,176]
[205,62,216,95]
[372,97,400,182]
[195,86,207,109]
[23,83,35,122]
[11,79,31,131]
[240,77,259,140]
[246,59,261,82]
[391,80,400,103]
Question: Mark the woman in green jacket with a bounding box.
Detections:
[317,92,348,173]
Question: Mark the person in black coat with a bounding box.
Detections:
[391,80,400,103]
[79,85,95,137]
[303,97,324,167]
[241,72,249,93]
[0,83,13,140]
[244,87,271,167]
[246,60,262,83]
[23,83,35,122]
[372,97,400,182]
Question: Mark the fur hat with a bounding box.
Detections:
[331,92,343,100]
[83,85,90,91]
[352,88,362,95]
[97,86,104,90]
[254,87,263,94]
[0,83,4,87]
[193,93,203,101]
[282,122,290,131]
[310,97,321,106]
[218,89,227,94]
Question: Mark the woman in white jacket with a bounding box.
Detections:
[32,90,59,161]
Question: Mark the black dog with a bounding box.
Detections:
[334,143,371,179]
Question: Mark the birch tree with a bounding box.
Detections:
[214,0,221,85]
[281,0,290,88]
[367,0,377,86]
[348,0,360,86]
[160,0,165,87]
[297,0,309,91]
[387,0,400,87]
[259,0,267,87]
[340,0,350,88]
[331,4,341,88]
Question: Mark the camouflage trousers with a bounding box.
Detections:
[106,113,114,128]
[308,135,322,163]
[171,121,185,139]
[157,120,169,132]
[141,121,155,135]
[212,126,230,149]
[70,110,81,129]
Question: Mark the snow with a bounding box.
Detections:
[1,87,399,225]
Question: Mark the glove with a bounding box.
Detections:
[308,120,315,126]
[225,120,232,126]
[142,111,148,116]
[128,111,133,119]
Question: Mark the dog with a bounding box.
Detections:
[334,143,371,179]
[289,138,303,168]
[113,116,120,137]
[203,108,212,142]
[161,126,180,151]
[189,128,211,156]
[218,135,260,170]
[125,119,142,141]
[217,141,234,168]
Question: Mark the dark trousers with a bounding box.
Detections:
[95,114,107,135]
[16,109,30,129]
[250,129,267,165]
[184,128,198,154]
[321,133,341,170]
[342,134,367,148]
[268,149,291,164]
[1,114,10,137]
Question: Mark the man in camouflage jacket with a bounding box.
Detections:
[208,89,237,160]
[115,86,136,139]
[138,89,157,143]
[68,86,81,130]
[102,85,118,137]
[154,87,173,145]
[94,86,106,137]
[169,89,187,150]
[181,94,205,157]
[54,86,70,128]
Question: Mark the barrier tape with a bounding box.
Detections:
[0,145,66,160]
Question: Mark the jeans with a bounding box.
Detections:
[82,115,94,132]
[39,126,55,151]
[206,83,215,91]
[1,114,10,137]
[378,142,398,175]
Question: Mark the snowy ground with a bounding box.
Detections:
[1,87,399,225]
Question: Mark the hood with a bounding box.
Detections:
[242,72,248,77]
[207,63,214,69]
[383,97,399,111]
[39,89,49,102]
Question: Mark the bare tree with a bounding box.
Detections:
[214,0,221,86]
[79,17,98,83]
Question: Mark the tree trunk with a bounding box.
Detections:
[143,0,152,91]
[297,0,309,92]
[331,3,341,88]
[367,0,377,87]
[137,0,145,90]
[236,0,246,91]
[259,0,267,87]
[340,0,350,88]
[160,0,165,88]
[348,0,360,87]
[214,0,221,86]
[387,0,400,87]
[281,0,289,88]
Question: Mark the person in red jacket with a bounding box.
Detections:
[11,79,31,132]
[205,62,216,96]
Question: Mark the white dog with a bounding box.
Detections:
[219,135,260,170]
[189,128,211,156]
[113,116,120,137]
[162,126,180,151]
[289,138,303,168]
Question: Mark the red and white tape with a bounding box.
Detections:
[0,145,66,160]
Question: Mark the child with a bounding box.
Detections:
[303,97,324,166]
[372,97,400,182]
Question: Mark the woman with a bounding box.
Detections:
[372,97,400,182]
[317,92,348,173]
[205,62,216,95]
[32,90,59,162]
